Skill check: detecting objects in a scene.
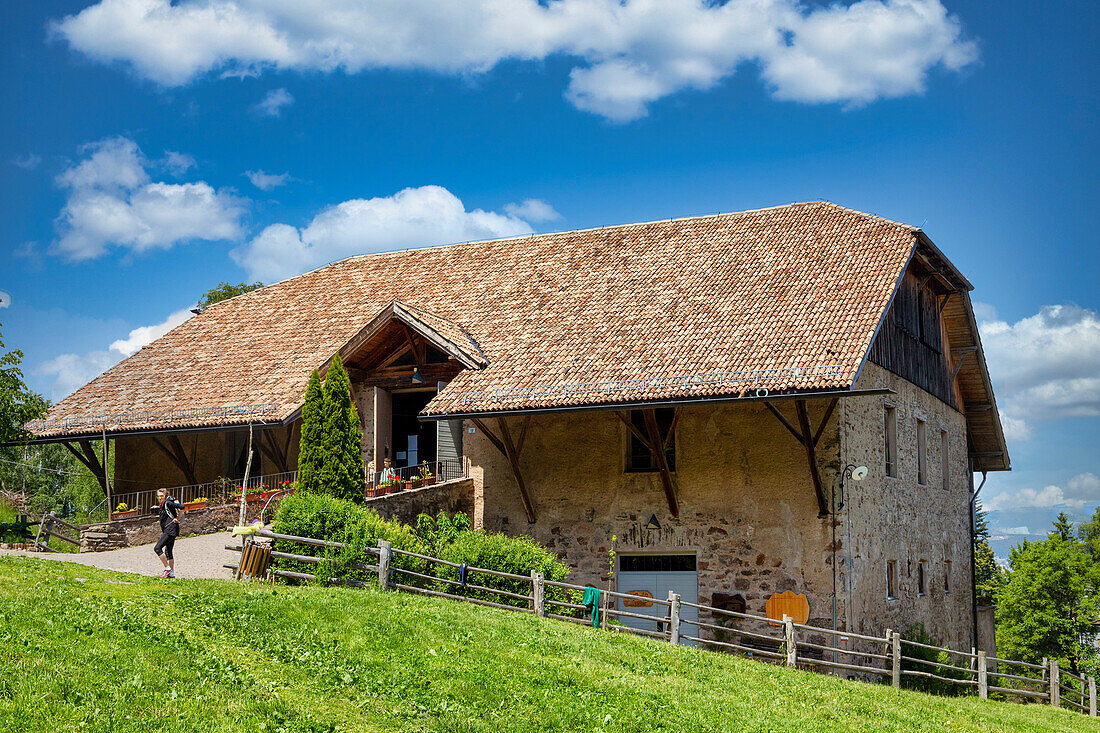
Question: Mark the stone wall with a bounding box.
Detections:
[841,361,973,650]
[362,478,474,526]
[466,401,843,628]
[80,502,265,552]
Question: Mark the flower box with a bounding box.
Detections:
[421,476,437,487]
[245,493,265,504]
[183,500,208,511]
[384,482,403,495]
[111,510,137,520]
[365,486,381,498]
[404,478,422,491]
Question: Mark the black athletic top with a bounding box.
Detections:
[157,497,185,536]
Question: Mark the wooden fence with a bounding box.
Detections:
[34,512,81,552]
[228,529,1098,718]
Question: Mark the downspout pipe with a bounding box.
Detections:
[969,467,988,653]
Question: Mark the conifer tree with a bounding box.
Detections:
[296,370,325,494]
[321,355,365,502]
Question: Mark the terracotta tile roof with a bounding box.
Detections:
[29,202,923,438]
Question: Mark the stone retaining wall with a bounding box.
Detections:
[80,502,266,552]
[362,478,474,526]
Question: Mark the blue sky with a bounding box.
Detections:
[1,1,1097,556]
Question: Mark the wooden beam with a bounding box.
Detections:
[470,417,536,523]
[399,323,425,367]
[811,398,839,447]
[168,435,199,485]
[151,436,197,485]
[496,418,536,524]
[795,400,829,517]
[763,401,805,445]
[642,408,679,518]
[515,415,531,456]
[63,441,108,494]
[950,352,971,382]
[938,293,952,315]
[615,410,650,446]
[259,429,289,473]
[964,403,994,412]
[663,406,683,453]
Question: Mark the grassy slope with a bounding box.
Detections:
[0,557,1093,733]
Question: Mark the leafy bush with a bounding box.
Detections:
[414,510,471,557]
[434,530,576,611]
[900,623,969,696]
[271,492,425,583]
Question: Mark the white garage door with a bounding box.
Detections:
[616,554,698,646]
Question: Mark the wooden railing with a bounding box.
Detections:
[227,529,1098,718]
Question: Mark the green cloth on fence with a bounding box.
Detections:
[582,586,602,628]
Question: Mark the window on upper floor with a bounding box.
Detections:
[884,405,898,478]
[944,559,952,594]
[626,408,677,473]
[917,560,927,597]
[916,418,927,485]
[886,559,898,600]
[940,429,950,491]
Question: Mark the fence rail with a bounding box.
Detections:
[229,528,1098,718]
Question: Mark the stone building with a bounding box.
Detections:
[23,202,1008,651]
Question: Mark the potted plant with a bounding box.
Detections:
[183,496,209,511]
[111,502,137,520]
[244,486,265,504]
[404,475,422,491]
[419,461,436,487]
[382,477,403,495]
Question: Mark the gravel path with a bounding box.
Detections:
[0,530,238,579]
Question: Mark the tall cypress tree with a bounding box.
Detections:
[322,355,365,502]
[296,370,325,494]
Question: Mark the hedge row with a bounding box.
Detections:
[270,493,577,611]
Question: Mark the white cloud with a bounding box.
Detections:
[162,150,196,175]
[12,153,42,170]
[504,199,561,223]
[254,88,293,117]
[37,307,193,400]
[979,305,1100,440]
[245,170,291,191]
[53,0,977,122]
[0,291,10,308]
[232,185,537,282]
[984,473,1100,512]
[52,137,245,261]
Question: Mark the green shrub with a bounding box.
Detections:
[434,530,576,611]
[414,510,471,557]
[271,492,426,583]
[900,623,969,697]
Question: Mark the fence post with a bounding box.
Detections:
[784,615,797,668]
[531,571,544,616]
[977,650,988,699]
[668,591,680,645]
[377,539,392,591]
[1049,659,1059,708]
[1089,676,1096,717]
[891,631,901,689]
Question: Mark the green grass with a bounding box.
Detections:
[0,557,1093,733]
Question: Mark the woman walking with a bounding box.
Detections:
[152,488,185,578]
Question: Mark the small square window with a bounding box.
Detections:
[626,408,676,473]
[886,560,898,600]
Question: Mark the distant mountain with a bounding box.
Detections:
[985,503,1099,564]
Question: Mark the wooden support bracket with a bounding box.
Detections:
[63,441,108,493]
[763,399,833,516]
[471,417,536,523]
[616,410,680,517]
[151,435,198,485]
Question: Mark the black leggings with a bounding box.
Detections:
[154,533,176,560]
